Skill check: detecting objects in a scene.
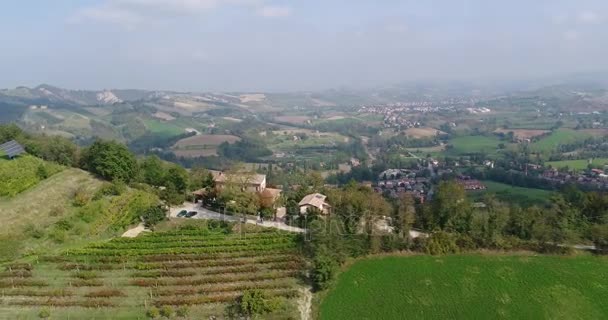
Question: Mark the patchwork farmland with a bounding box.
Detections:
[0,224,305,319]
[172,134,241,158]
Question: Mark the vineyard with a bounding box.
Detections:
[0,222,305,319]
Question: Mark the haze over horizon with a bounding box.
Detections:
[1,0,607,92]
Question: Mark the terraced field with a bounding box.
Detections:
[0,224,304,319]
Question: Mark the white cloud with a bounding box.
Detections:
[69,0,267,27]
[256,5,291,18]
[578,10,600,24]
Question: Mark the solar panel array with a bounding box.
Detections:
[0,140,25,158]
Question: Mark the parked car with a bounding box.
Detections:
[177,210,188,217]
[185,211,198,218]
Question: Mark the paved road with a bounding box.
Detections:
[170,202,305,233]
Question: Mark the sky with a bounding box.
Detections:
[0,0,607,92]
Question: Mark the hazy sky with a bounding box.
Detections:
[1,0,607,91]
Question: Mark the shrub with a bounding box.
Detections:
[73,189,92,207]
[49,229,67,244]
[235,289,281,316]
[49,205,65,217]
[176,306,189,318]
[146,307,160,319]
[159,305,174,318]
[425,231,459,255]
[38,308,51,319]
[36,164,48,179]
[311,253,338,291]
[142,206,168,228]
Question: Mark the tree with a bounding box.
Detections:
[394,193,416,238]
[590,224,608,254]
[141,206,167,228]
[431,181,472,232]
[234,289,281,317]
[140,156,166,186]
[81,140,138,182]
[311,251,338,291]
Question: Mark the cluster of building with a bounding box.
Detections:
[357,103,458,129]
[538,167,608,189]
[456,175,487,190]
[374,168,430,202]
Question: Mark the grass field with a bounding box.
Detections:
[530,129,591,153]
[448,135,503,154]
[469,181,554,206]
[546,158,608,170]
[0,222,303,319]
[320,255,608,320]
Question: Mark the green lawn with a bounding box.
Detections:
[530,129,591,153]
[469,181,554,206]
[448,135,503,155]
[546,158,608,170]
[320,255,608,320]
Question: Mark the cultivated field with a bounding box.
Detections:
[320,255,608,320]
[494,128,550,140]
[469,181,554,206]
[530,129,591,153]
[546,158,608,170]
[172,134,240,158]
[404,127,445,138]
[274,116,311,125]
[0,223,304,319]
[448,135,503,155]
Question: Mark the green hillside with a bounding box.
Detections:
[0,155,64,197]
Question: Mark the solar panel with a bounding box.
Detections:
[0,140,25,158]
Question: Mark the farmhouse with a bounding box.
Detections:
[299,193,331,215]
[210,170,267,192]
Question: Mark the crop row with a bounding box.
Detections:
[6,299,116,308]
[0,279,48,288]
[65,243,295,257]
[152,280,295,297]
[132,265,260,279]
[131,270,298,287]
[137,249,297,262]
[0,289,73,297]
[0,270,32,278]
[56,253,299,272]
[153,289,299,306]
[112,232,292,244]
[144,228,277,238]
[68,279,104,287]
[134,255,300,271]
[87,237,294,251]
[3,263,33,271]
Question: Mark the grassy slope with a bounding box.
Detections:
[320,255,608,320]
[0,155,64,197]
[0,168,104,260]
[143,119,185,136]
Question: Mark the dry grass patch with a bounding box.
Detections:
[404,127,445,138]
[494,128,550,140]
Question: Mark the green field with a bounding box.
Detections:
[320,255,608,320]
[0,222,303,319]
[470,181,554,206]
[546,158,608,170]
[530,129,591,153]
[143,119,186,136]
[448,135,502,154]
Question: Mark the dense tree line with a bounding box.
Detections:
[218,138,273,162]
